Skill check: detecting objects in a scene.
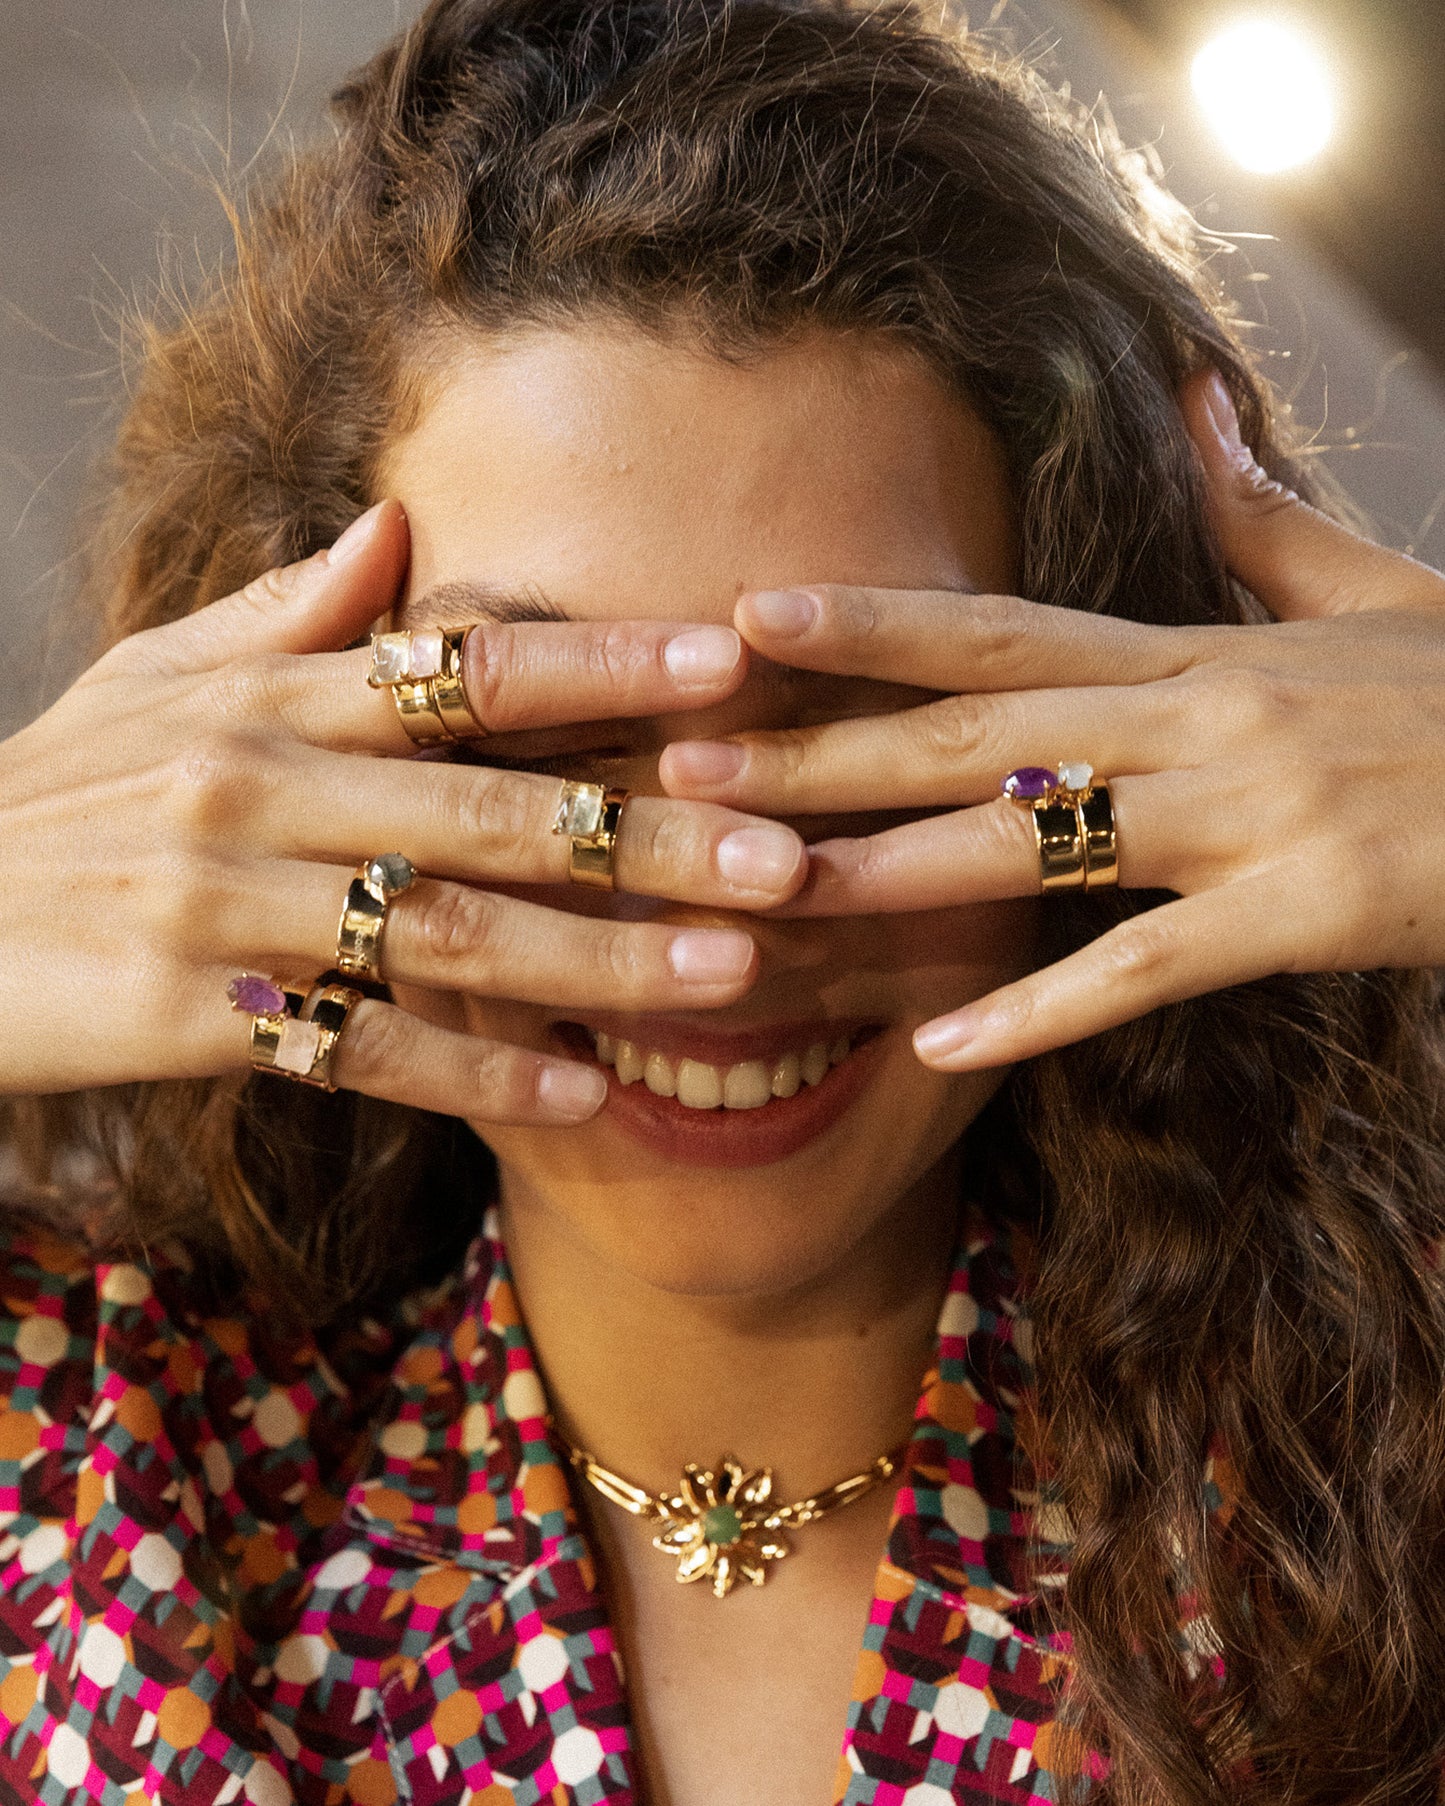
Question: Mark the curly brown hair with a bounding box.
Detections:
[11,0,1445,1799]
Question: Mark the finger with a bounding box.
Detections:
[659,686,1182,813]
[235,993,609,1124]
[729,581,1200,693]
[220,863,761,1007]
[200,745,807,907]
[768,775,1177,916]
[260,618,746,754]
[100,502,410,679]
[1183,370,1445,621]
[911,875,1296,1068]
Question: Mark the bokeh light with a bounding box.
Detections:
[1191,19,1336,174]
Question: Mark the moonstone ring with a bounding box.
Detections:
[336,853,417,980]
[368,627,483,745]
[1001,764,1118,892]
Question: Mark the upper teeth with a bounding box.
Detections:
[591,1032,853,1109]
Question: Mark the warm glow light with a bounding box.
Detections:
[1191,19,1336,174]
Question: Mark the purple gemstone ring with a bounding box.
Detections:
[227,973,361,1089]
[1001,761,1097,805]
[227,973,301,1018]
[1000,767,1119,893]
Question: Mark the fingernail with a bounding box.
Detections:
[669,929,755,984]
[716,826,803,893]
[1202,373,1252,468]
[327,502,385,567]
[664,740,745,786]
[913,1015,979,1063]
[537,1062,607,1120]
[745,589,817,638]
[663,626,742,687]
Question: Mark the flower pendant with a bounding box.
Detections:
[650,1455,791,1597]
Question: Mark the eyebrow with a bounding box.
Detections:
[401,579,573,626]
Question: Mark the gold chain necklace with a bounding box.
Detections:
[563,1444,905,1598]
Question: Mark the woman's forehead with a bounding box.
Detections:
[381,321,1019,628]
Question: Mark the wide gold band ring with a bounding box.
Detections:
[336,853,417,980]
[368,627,483,746]
[1076,784,1119,888]
[1002,763,1119,893]
[228,975,364,1091]
[552,780,630,889]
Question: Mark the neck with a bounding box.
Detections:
[498,1155,960,1502]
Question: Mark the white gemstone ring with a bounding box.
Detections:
[368,627,483,745]
[1000,763,1118,892]
[552,781,631,890]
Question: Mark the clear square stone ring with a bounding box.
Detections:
[1003,763,1119,893]
[553,779,632,890]
[367,626,483,745]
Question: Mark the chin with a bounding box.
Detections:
[481,1023,995,1300]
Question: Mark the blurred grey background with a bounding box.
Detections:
[3,0,1442,739]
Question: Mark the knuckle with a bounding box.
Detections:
[239,565,298,609]
[410,882,502,964]
[466,1039,535,1114]
[1098,919,1176,989]
[161,731,273,835]
[202,653,293,724]
[449,765,540,852]
[333,1000,406,1081]
[591,622,651,691]
[758,728,816,791]
[622,801,688,885]
[594,923,652,993]
[812,585,879,642]
[917,694,992,764]
[957,592,1033,662]
[1228,663,1298,738]
[462,624,509,730]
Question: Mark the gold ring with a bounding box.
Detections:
[336,853,417,980]
[1077,783,1118,888]
[552,780,630,889]
[368,627,482,746]
[229,975,359,1091]
[1032,796,1087,892]
[1003,762,1118,893]
[294,983,367,1090]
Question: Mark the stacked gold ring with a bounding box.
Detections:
[226,975,365,1091]
[552,780,630,889]
[368,627,483,746]
[336,853,417,980]
[1002,762,1119,893]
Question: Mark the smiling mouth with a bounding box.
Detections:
[554,1022,884,1111]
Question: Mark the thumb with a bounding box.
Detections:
[113,500,410,677]
[1181,370,1443,620]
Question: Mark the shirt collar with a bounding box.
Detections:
[342,1201,1048,1620]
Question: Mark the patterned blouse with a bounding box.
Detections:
[0,1200,1147,1806]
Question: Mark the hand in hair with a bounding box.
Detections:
[658,368,1445,1068]
[0,500,804,1107]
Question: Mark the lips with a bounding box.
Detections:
[549,1015,887,1169]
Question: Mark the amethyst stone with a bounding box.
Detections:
[1002,767,1058,802]
[227,974,287,1016]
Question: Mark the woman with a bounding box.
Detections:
[2,0,1444,1801]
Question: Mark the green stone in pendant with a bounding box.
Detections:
[702,1504,743,1546]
